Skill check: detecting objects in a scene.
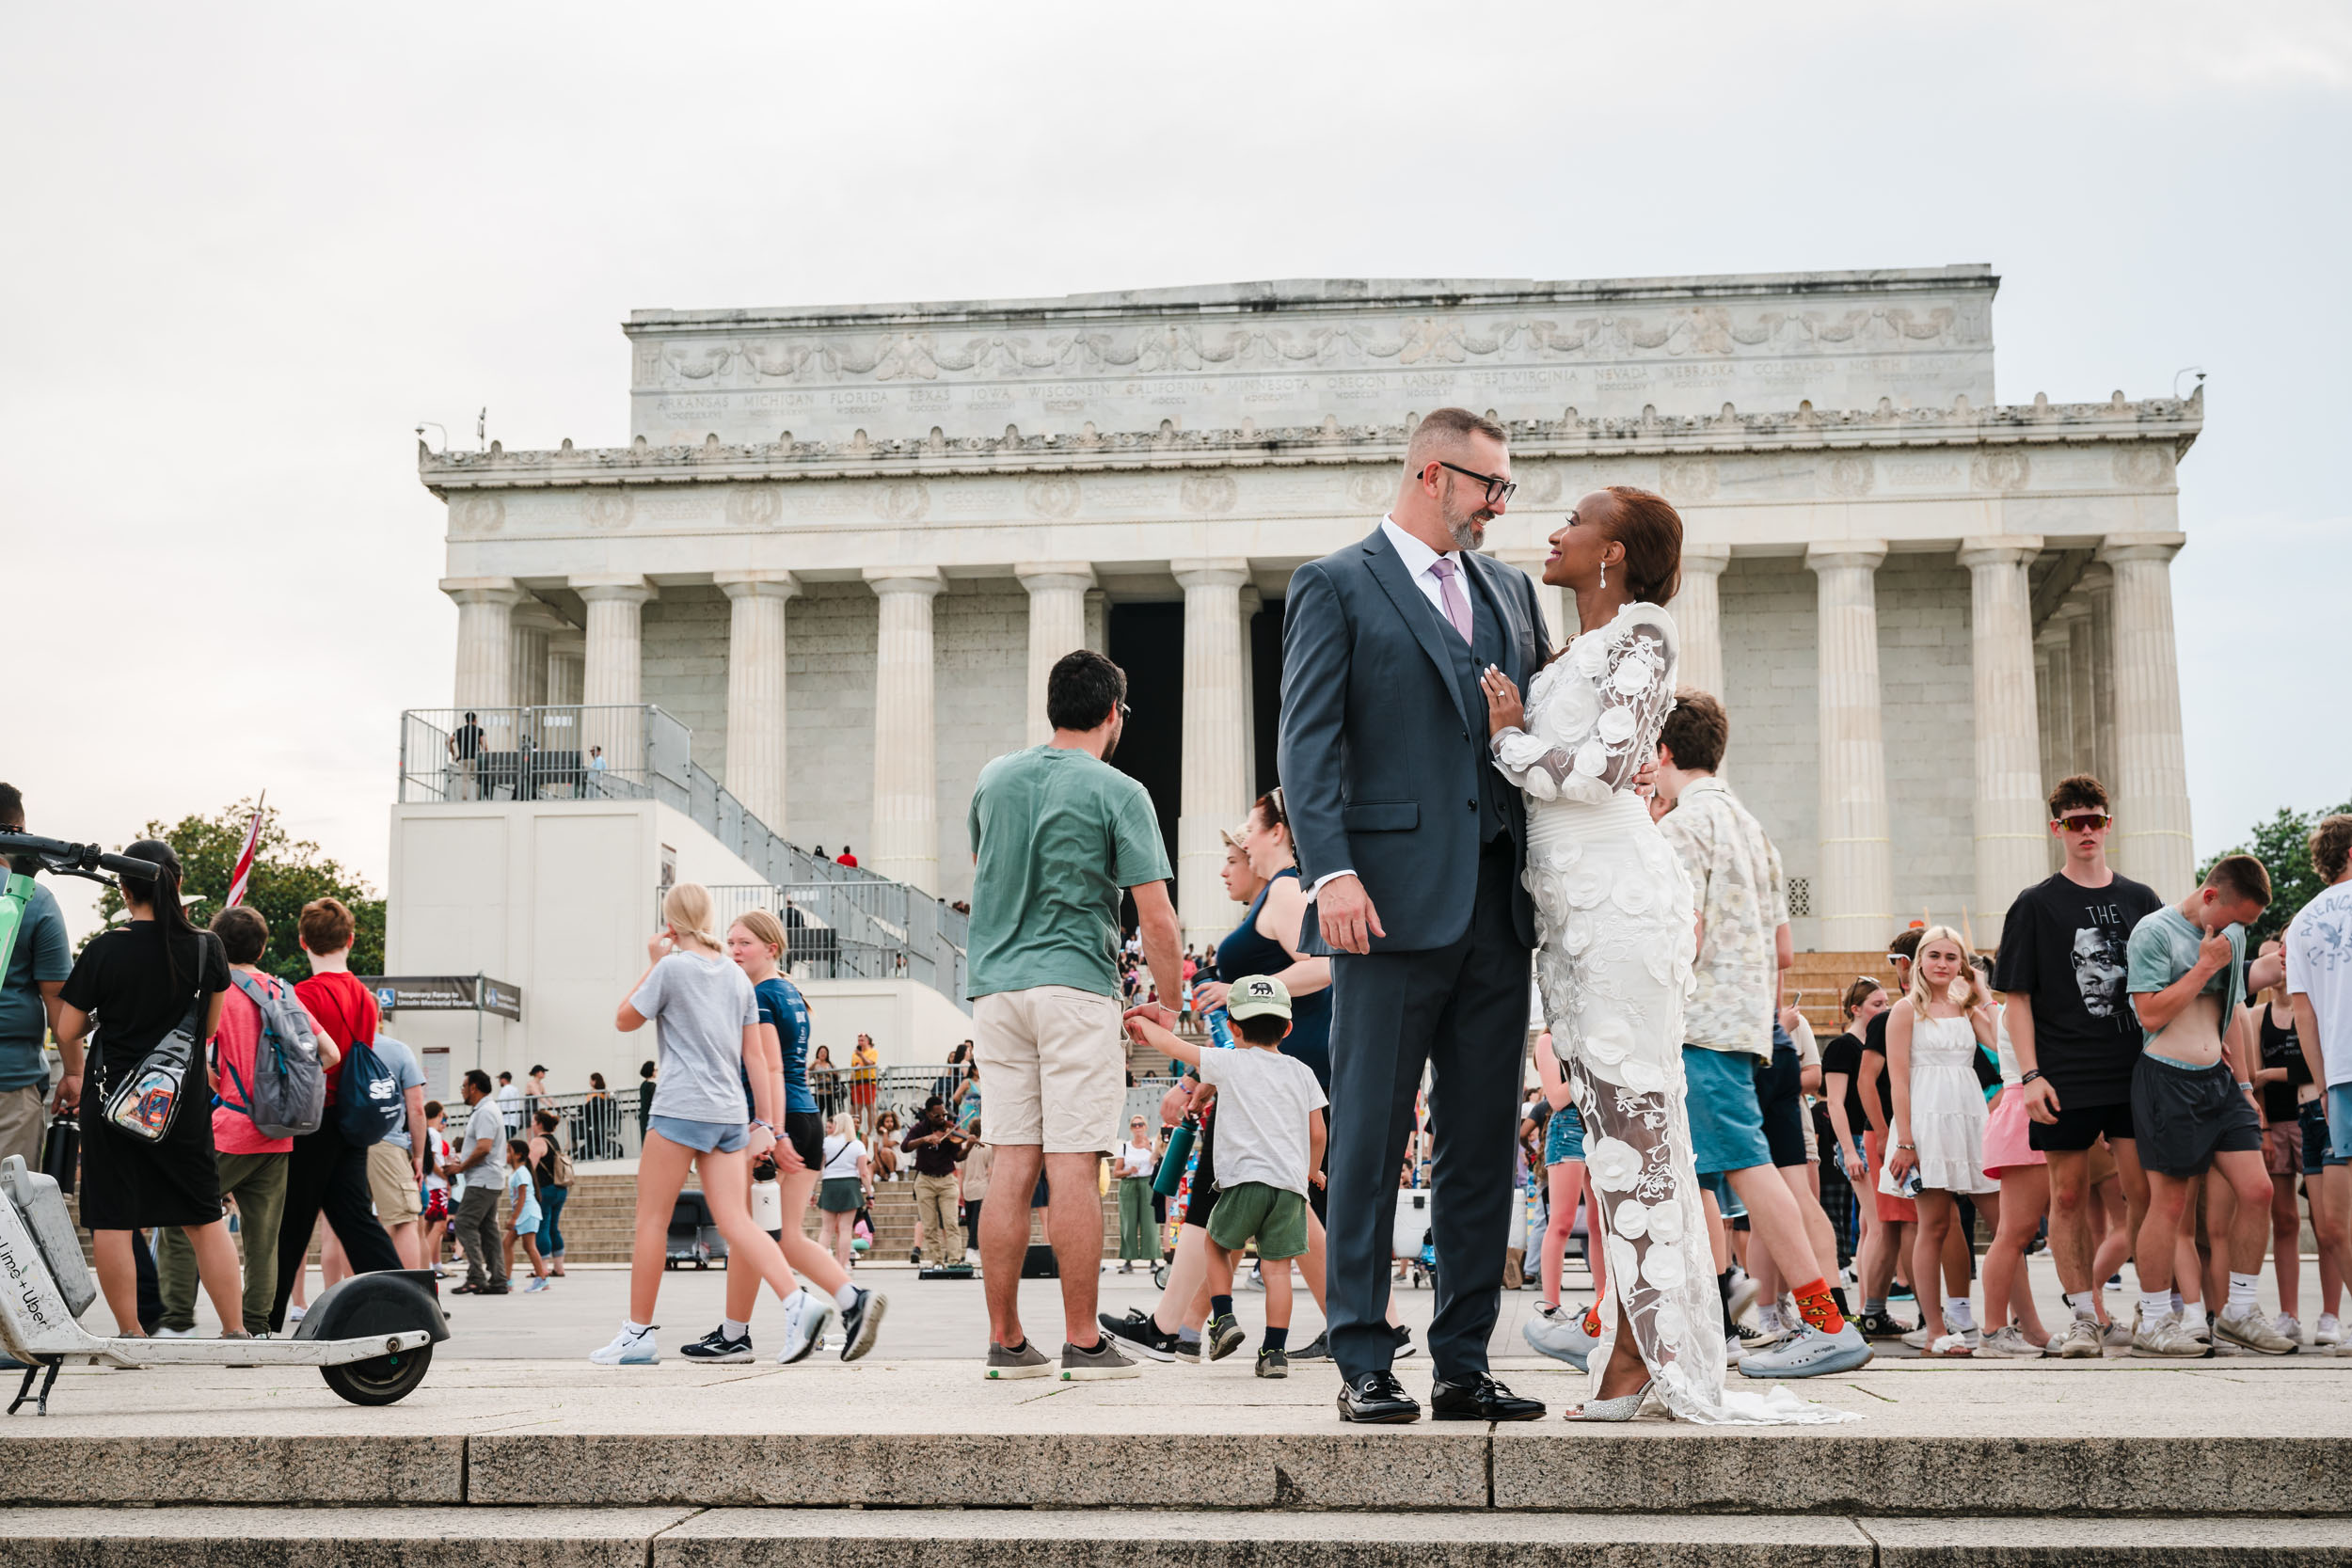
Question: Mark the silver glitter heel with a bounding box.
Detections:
[1565,1378,1654,1422]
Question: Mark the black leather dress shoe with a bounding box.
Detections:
[1430,1373,1546,1421]
[1337,1370,1422,1423]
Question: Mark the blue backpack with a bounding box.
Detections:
[336,1027,405,1148]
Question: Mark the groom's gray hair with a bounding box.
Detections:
[1403,406,1508,471]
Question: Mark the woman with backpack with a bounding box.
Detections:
[267,897,405,1332]
[528,1108,572,1277]
[52,841,248,1338]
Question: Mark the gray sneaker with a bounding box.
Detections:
[984,1339,1054,1380]
[1061,1337,1142,1381]
[2130,1308,2208,1358]
[1976,1323,2045,1359]
[2052,1317,2104,1359]
[2215,1304,2298,1355]
[2100,1319,2133,1349]
[1737,1321,1872,1378]
[1206,1312,1247,1362]
[1522,1304,1597,1371]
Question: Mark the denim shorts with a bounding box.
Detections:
[647,1115,749,1154]
[1544,1105,1586,1165]
[1683,1045,1773,1176]
[2331,1085,2352,1164]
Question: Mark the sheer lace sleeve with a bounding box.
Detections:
[1490,610,1677,805]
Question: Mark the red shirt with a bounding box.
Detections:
[294,970,378,1104]
[836,852,858,867]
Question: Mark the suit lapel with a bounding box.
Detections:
[1361,530,1480,738]
[1462,549,1531,687]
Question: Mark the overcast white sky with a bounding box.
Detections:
[8,1,2348,941]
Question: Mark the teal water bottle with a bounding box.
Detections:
[1153,1114,1197,1199]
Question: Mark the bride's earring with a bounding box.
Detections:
[1598,561,1607,590]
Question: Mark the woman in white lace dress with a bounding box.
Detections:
[1479,487,1854,1425]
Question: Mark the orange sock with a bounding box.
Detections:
[1793,1277,1845,1335]
[1581,1303,1603,1338]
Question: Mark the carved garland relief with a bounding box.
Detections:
[637,301,1986,389]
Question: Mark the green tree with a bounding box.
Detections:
[93,800,385,979]
[2199,799,2352,946]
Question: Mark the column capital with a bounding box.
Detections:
[1170,557,1251,591]
[1957,535,2043,570]
[715,569,801,601]
[863,565,946,597]
[571,573,655,605]
[439,576,526,607]
[511,598,572,634]
[2096,532,2187,566]
[1015,562,1096,594]
[1804,540,1888,573]
[1680,542,1733,577]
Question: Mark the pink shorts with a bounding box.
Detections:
[1980,1086,2046,1180]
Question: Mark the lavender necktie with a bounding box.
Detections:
[1429,557,1472,644]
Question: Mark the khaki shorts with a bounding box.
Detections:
[972,985,1124,1154]
[0,1086,46,1173]
[367,1141,423,1224]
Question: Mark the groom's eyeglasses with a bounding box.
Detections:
[1432,460,1518,506]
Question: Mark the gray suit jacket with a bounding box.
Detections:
[1278,526,1549,956]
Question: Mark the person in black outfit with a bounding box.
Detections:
[54,841,248,1337]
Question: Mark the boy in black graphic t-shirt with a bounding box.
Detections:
[1992,774,2163,1357]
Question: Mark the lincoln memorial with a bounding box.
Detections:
[391,265,2201,1082]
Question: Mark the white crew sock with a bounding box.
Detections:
[2170,1290,2186,1318]
[833,1282,861,1311]
[2139,1291,2172,1325]
[2065,1291,2098,1322]
[722,1318,750,1339]
[1945,1297,1976,1331]
[623,1320,651,1337]
[2228,1273,2261,1316]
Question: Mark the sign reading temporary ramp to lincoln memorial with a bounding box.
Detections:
[362,975,524,1022]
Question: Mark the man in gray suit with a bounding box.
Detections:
[1278,407,1550,1424]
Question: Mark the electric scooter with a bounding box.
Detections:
[0,829,450,1413]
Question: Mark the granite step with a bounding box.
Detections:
[3,1508,2348,1567]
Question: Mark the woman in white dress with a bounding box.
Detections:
[1884,926,2001,1356]
[1479,487,1854,1426]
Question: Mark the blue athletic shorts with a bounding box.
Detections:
[648,1115,749,1154]
[2303,1097,2349,1175]
[1683,1044,1774,1177]
[2331,1085,2352,1164]
[1544,1105,1586,1165]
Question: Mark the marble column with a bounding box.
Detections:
[1960,538,2045,945]
[1172,558,1252,947]
[1493,549,1565,652]
[865,566,946,893]
[443,577,525,711]
[2083,565,2117,787]
[1669,543,1732,698]
[2097,535,2195,896]
[1240,584,1263,803]
[574,575,654,782]
[1806,543,1894,950]
[2034,623,2073,787]
[717,570,798,832]
[1017,563,1095,746]
[547,631,584,707]
[1084,588,1108,656]
[508,600,566,712]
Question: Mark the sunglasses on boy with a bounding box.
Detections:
[2054,813,2112,833]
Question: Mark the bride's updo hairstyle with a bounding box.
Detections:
[1598,486,1684,605]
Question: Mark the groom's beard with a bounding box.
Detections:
[1440,477,1494,552]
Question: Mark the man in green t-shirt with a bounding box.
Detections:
[966,649,1181,1383]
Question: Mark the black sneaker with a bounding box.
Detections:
[1173,1335,1202,1364]
[1207,1312,1247,1361]
[1291,1329,1330,1360]
[909,1248,922,1265]
[678,1324,755,1362]
[1255,1345,1289,1378]
[837,1287,887,1362]
[1852,1309,1915,1339]
[1099,1307,1180,1362]
[1392,1323,1419,1359]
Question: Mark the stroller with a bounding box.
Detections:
[665,1190,729,1269]
[1392,1187,1438,1289]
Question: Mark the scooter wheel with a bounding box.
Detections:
[322,1343,434,1407]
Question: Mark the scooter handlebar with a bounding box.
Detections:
[0,832,165,881]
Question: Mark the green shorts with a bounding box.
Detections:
[1204,1180,1310,1260]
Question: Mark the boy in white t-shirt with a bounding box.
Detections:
[2288,814,2352,1355]
[1125,975,1327,1379]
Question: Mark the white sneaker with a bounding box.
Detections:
[2274,1312,2303,1345]
[2316,1312,2344,1346]
[1725,1269,1759,1323]
[286,1304,307,1325]
[2215,1304,2298,1355]
[1522,1303,1598,1370]
[1901,1324,1979,1351]
[590,1323,660,1365]
[2052,1317,2104,1359]
[150,1325,199,1339]
[776,1289,834,1366]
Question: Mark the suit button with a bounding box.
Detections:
[1467,799,1478,811]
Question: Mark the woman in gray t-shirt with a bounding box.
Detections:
[588,882,884,1367]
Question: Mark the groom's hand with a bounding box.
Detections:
[1318,874,1386,955]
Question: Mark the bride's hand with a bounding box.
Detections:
[1479,666,1523,736]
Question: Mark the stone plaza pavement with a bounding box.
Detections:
[6,1344,2352,1564]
